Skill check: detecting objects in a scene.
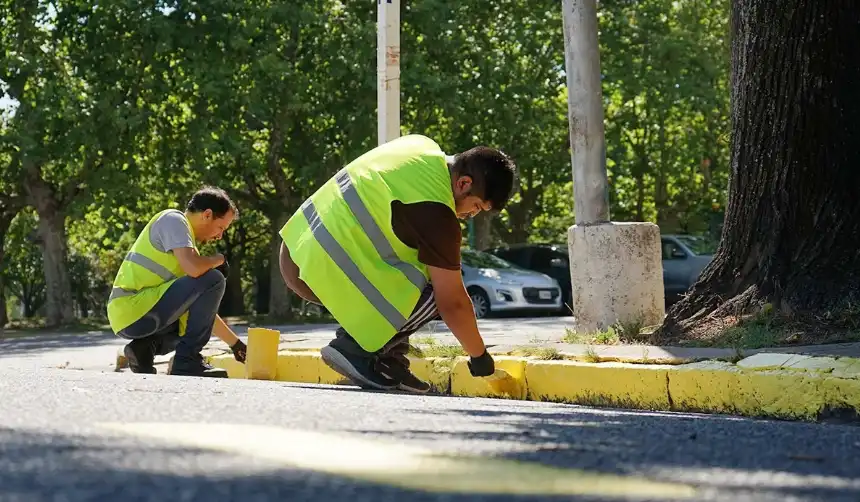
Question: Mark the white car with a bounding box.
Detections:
[460,248,562,319]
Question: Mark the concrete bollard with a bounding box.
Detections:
[245,327,280,380]
[568,222,665,333]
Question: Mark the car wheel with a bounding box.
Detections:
[468,287,491,319]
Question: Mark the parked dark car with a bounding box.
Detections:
[659,234,715,301]
[487,243,573,315]
[489,235,715,312]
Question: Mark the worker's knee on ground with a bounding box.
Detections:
[199,268,227,292]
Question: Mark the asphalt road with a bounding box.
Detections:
[1,367,859,502]
[0,317,572,373]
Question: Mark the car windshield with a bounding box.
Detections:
[675,236,717,256]
[461,249,518,269]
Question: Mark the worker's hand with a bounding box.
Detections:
[230,339,247,363]
[467,350,495,377]
[215,257,230,278]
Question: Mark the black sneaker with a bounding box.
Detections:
[320,344,397,390]
[169,354,228,378]
[124,339,157,374]
[376,357,431,394]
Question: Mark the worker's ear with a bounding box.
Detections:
[202,209,213,221]
[454,175,473,196]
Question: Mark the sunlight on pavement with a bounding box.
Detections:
[101,422,696,498]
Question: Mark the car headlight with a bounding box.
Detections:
[480,269,522,285]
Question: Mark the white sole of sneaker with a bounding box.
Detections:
[320,346,396,391]
[396,383,431,394]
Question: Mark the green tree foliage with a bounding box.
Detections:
[600,0,729,234]
[1,209,45,318]
[0,0,731,325]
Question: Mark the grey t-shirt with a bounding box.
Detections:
[149,209,195,253]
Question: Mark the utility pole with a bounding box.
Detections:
[562,0,665,333]
[563,0,609,224]
[377,0,400,145]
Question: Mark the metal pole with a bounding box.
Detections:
[562,0,609,225]
[377,0,400,145]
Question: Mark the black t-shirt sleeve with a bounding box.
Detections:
[391,201,462,270]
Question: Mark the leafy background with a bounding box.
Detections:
[0,0,729,326]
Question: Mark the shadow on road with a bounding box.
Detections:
[0,427,612,502]
[358,402,860,501]
[0,332,119,358]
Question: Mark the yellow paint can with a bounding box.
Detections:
[245,327,280,380]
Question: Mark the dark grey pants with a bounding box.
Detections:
[117,269,226,365]
[334,284,440,369]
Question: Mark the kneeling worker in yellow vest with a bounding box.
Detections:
[278,135,517,392]
[107,187,247,377]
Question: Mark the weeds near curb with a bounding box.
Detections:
[513,347,564,360]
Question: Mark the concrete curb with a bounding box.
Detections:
[206,349,860,422]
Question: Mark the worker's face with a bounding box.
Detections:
[198,209,235,243]
[452,175,492,219]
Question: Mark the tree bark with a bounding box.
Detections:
[634,170,646,222]
[219,228,247,317]
[473,212,493,250]
[0,209,14,327]
[24,166,75,327]
[221,258,246,317]
[267,214,294,321]
[660,0,860,337]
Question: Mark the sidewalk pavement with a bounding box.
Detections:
[6,317,858,423]
[193,321,860,423]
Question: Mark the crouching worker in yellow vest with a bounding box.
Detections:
[278,134,516,392]
[107,187,248,378]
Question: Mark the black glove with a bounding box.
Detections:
[467,350,495,377]
[230,339,247,363]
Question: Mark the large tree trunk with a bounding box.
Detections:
[660,0,860,338]
[473,212,493,250]
[219,230,246,317]
[221,258,246,316]
[0,288,6,328]
[267,214,294,321]
[0,209,13,327]
[34,209,74,327]
[24,169,75,327]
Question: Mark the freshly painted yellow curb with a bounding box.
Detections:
[206,349,860,422]
[527,361,672,410]
[451,357,528,400]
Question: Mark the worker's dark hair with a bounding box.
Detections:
[451,146,518,211]
[186,186,238,219]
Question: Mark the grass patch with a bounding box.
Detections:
[409,343,466,358]
[562,326,620,345]
[411,335,437,346]
[696,306,783,350]
[612,316,652,343]
[583,346,601,363]
[561,316,655,346]
[512,347,564,360]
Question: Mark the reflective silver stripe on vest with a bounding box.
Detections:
[125,251,177,282]
[109,287,138,302]
[302,200,408,330]
[335,169,426,291]
[108,252,177,303]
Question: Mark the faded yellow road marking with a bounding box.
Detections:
[101,422,696,498]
